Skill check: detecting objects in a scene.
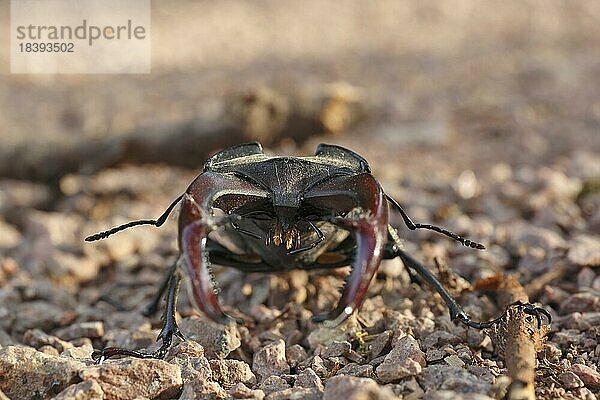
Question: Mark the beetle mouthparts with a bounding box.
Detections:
[269,224,301,251]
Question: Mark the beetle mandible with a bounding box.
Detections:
[87,143,550,362]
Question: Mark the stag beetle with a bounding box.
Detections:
[87,143,550,362]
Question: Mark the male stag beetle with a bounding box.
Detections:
[87,143,550,362]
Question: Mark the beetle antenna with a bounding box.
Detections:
[85,194,184,242]
[386,194,485,250]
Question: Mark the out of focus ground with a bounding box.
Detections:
[1,1,600,399]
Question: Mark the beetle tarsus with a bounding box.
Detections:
[509,300,552,328]
[91,328,179,364]
[451,309,502,329]
[452,301,551,329]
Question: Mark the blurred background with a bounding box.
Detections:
[1,0,599,178]
[1,2,600,398]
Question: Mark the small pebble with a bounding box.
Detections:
[294,367,324,391]
[570,363,600,390]
[323,375,395,400]
[375,335,426,383]
[259,376,291,395]
[252,339,290,381]
[559,371,584,389]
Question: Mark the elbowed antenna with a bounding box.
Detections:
[385,194,485,250]
[85,194,184,242]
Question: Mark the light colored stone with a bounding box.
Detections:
[445,354,466,368]
[295,367,324,391]
[417,365,491,394]
[569,235,600,267]
[259,376,290,395]
[178,316,241,359]
[61,343,95,361]
[266,387,322,400]
[306,318,357,348]
[55,321,105,341]
[323,375,395,400]
[0,220,21,250]
[180,380,228,400]
[210,359,257,389]
[0,345,85,400]
[423,390,495,400]
[79,358,182,400]
[376,335,426,383]
[23,328,73,353]
[253,339,290,380]
[570,363,600,390]
[167,341,212,382]
[229,382,265,400]
[337,363,374,378]
[51,380,104,400]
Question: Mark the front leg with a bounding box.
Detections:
[92,270,184,363]
[144,257,180,317]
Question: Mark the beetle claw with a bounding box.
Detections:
[512,300,552,329]
[450,301,552,330]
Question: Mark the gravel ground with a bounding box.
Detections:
[2,2,600,399]
[0,140,599,399]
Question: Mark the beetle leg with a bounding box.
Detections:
[310,174,388,325]
[229,214,262,240]
[144,257,180,316]
[92,270,184,363]
[287,221,325,255]
[154,270,186,358]
[390,246,551,329]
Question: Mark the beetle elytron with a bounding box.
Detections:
[87,143,550,362]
